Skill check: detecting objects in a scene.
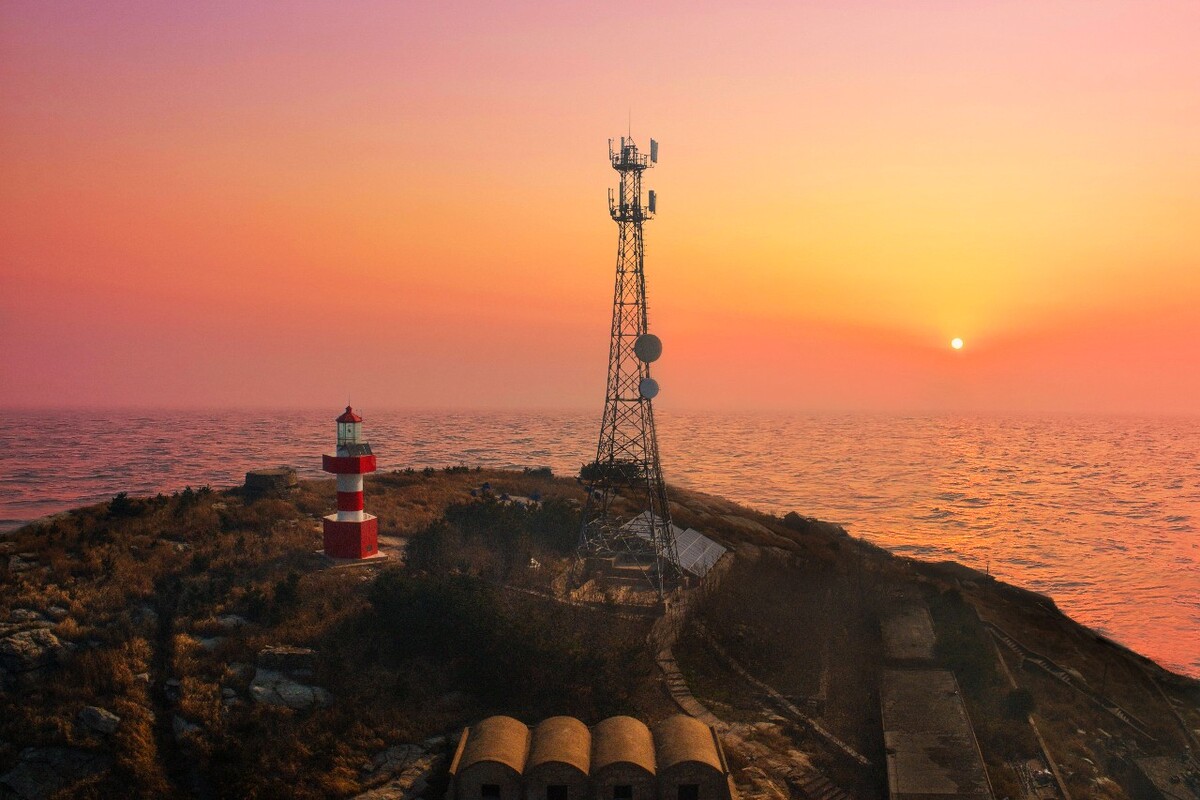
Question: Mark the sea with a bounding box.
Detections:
[1,409,1197,678]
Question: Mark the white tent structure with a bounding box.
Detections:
[621,511,727,578]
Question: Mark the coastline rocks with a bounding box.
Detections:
[0,747,111,800]
[77,706,121,736]
[249,668,331,711]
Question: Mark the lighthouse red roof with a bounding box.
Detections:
[336,406,362,423]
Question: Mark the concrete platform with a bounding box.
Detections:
[881,669,993,800]
[882,603,937,664]
[314,550,391,569]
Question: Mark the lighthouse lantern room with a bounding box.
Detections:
[322,406,380,559]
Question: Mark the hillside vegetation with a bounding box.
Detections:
[1,469,1197,800]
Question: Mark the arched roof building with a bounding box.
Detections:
[449,716,531,800]
[653,716,734,800]
[590,716,657,800]
[528,716,592,774]
[448,714,736,800]
[590,716,657,775]
[526,717,592,800]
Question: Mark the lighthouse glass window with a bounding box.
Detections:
[337,421,361,449]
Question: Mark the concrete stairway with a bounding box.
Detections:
[796,773,853,800]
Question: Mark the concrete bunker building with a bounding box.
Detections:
[449,714,737,800]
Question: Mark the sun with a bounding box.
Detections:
[951,337,964,350]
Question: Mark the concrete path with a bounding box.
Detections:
[650,585,723,726]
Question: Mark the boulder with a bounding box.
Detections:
[172,715,200,740]
[9,609,43,623]
[354,752,439,800]
[7,555,35,573]
[0,629,63,674]
[44,606,69,622]
[0,747,111,800]
[217,614,248,631]
[364,744,425,778]
[258,645,317,674]
[77,706,121,736]
[249,668,331,711]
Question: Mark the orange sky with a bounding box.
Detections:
[2,1,1199,413]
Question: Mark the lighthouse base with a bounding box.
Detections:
[322,514,379,560]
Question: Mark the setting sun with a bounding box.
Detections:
[951,338,964,350]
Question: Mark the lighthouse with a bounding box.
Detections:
[321,406,380,560]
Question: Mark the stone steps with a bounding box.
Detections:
[796,773,853,800]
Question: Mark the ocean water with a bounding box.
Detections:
[0,409,1197,677]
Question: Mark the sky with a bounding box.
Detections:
[2,1,1199,414]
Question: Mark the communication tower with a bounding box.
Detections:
[578,136,679,597]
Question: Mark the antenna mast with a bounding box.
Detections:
[578,135,678,598]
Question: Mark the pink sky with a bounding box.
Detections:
[2,1,1199,413]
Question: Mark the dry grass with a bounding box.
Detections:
[3,470,1194,800]
[0,471,667,797]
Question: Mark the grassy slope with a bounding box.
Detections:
[1,469,1196,799]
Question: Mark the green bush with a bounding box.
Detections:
[366,571,648,718]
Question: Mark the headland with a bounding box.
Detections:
[1,468,1196,799]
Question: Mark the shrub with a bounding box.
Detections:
[579,459,643,483]
[108,492,137,518]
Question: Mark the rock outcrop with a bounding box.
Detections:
[77,706,121,736]
[0,628,63,677]
[354,743,441,800]
[249,669,332,711]
[248,645,330,710]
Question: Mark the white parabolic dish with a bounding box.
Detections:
[639,378,660,399]
[634,333,662,363]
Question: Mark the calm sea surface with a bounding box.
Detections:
[1,410,1197,677]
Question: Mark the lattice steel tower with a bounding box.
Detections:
[579,136,679,597]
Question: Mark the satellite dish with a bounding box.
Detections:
[634,333,662,363]
[639,378,660,399]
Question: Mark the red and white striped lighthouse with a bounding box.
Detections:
[321,406,379,559]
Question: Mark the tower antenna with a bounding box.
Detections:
[578,134,678,598]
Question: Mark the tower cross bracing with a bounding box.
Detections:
[579,136,679,597]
